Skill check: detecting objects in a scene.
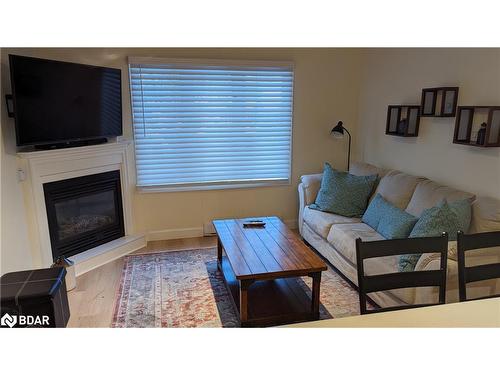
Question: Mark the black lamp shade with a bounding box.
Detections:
[331,121,345,138]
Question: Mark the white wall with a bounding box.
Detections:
[0,48,363,274]
[358,48,500,199]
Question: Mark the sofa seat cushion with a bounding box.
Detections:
[363,254,417,305]
[405,179,475,218]
[303,206,361,238]
[327,223,385,264]
[373,170,425,210]
[327,223,418,304]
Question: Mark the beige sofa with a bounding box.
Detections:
[298,162,500,308]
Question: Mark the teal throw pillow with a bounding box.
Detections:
[310,163,377,217]
[398,199,471,272]
[399,254,420,273]
[409,199,464,240]
[362,193,388,230]
[363,194,417,239]
[448,198,472,233]
[377,205,418,240]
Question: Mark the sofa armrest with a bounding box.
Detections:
[414,241,457,272]
[414,242,500,303]
[300,173,323,206]
[298,183,306,236]
[298,174,323,236]
[414,254,459,303]
[415,241,500,272]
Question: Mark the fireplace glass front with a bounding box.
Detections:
[43,170,125,260]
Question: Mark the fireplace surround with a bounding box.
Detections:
[17,141,146,275]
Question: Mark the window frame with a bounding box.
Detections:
[128,57,295,193]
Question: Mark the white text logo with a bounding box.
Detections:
[1,313,17,328]
[1,313,50,327]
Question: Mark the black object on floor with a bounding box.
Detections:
[0,267,70,328]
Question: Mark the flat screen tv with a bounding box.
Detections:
[9,55,122,147]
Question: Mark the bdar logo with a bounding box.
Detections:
[1,313,17,328]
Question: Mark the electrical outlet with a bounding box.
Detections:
[203,222,216,236]
[17,168,26,182]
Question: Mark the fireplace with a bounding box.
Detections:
[43,170,125,260]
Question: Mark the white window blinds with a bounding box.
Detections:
[129,58,294,189]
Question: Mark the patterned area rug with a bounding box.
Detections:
[112,248,363,327]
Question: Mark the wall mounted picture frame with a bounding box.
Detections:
[421,87,459,117]
[453,106,500,147]
[386,105,421,137]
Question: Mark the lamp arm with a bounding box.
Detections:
[344,127,351,171]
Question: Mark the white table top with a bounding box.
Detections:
[285,297,500,327]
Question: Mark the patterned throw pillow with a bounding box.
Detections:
[448,199,472,233]
[310,163,378,217]
[398,199,471,272]
[398,253,421,273]
[410,200,462,239]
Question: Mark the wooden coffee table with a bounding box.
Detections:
[212,216,327,327]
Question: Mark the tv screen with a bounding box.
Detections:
[9,55,122,147]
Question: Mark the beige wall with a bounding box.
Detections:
[3,47,498,275]
[357,48,500,199]
[1,49,34,274]
[1,48,362,273]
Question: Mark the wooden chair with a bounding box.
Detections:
[457,231,500,302]
[355,233,448,314]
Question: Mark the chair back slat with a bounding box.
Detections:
[457,231,500,302]
[363,303,439,314]
[363,270,444,293]
[464,263,500,284]
[355,235,447,259]
[356,233,448,314]
[458,231,500,251]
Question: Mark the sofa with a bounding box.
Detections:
[298,161,500,308]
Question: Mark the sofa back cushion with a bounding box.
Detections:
[405,180,475,218]
[469,196,500,233]
[349,161,388,178]
[310,163,378,217]
[372,170,425,210]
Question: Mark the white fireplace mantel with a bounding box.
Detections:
[17,141,145,275]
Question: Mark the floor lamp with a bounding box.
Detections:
[331,121,351,171]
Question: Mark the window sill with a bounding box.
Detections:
[136,179,291,193]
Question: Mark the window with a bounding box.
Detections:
[129,58,294,191]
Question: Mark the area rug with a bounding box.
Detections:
[112,248,364,327]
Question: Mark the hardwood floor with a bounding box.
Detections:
[66,236,217,328]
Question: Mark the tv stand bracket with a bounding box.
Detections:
[5,94,14,118]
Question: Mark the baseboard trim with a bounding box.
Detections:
[71,234,147,276]
[146,218,298,242]
[146,227,204,242]
[283,219,298,230]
